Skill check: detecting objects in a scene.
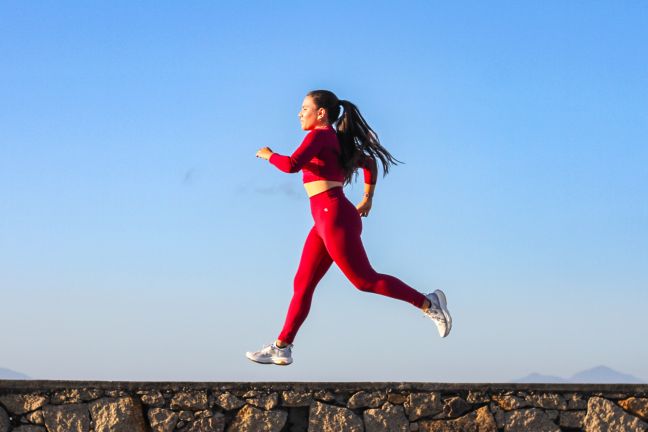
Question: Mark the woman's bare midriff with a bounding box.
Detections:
[304,180,344,198]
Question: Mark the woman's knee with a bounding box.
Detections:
[350,274,380,293]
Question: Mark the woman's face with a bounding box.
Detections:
[298,96,327,130]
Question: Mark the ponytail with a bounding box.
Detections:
[307,90,403,185]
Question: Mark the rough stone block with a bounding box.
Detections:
[619,397,648,421]
[583,397,648,432]
[492,395,530,411]
[140,391,165,407]
[226,405,287,432]
[419,406,497,432]
[313,390,336,402]
[89,397,147,432]
[215,392,245,411]
[387,393,407,405]
[442,396,471,418]
[364,402,409,432]
[405,392,442,421]
[246,392,278,410]
[170,391,209,411]
[503,408,560,432]
[565,392,588,410]
[559,411,585,429]
[308,401,363,432]
[0,406,10,432]
[467,391,490,404]
[179,410,194,421]
[196,409,213,419]
[281,390,313,407]
[148,408,178,432]
[348,391,386,409]
[525,393,567,410]
[0,394,48,415]
[42,403,90,432]
[186,414,225,432]
[50,389,102,404]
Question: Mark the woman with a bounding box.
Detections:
[249,90,451,366]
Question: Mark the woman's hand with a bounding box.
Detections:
[256,147,274,160]
[356,197,373,217]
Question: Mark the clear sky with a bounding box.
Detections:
[1,1,647,382]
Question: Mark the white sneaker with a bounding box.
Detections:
[423,289,452,337]
[245,342,293,366]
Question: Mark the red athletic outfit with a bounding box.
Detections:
[269,126,428,344]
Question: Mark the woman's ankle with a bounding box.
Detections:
[275,340,289,348]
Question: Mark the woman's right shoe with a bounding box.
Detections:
[423,289,452,337]
[245,342,293,366]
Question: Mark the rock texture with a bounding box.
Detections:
[89,397,147,432]
[420,406,497,432]
[583,397,648,431]
[0,394,47,415]
[0,406,10,432]
[170,391,208,411]
[619,397,648,421]
[226,405,286,432]
[148,408,178,432]
[2,381,648,431]
[281,391,313,407]
[309,401,363,432]
[560,410,585,429]
[348,391,386,409]
[363,402,408,432]
[503,408,560,432]
[216,392,245,411]
[405,392,443,421]
[42,404,90,432]
[186,415,225,432]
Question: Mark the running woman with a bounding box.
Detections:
[248,90,451,366]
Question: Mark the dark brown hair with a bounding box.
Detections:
[307,89,403,185]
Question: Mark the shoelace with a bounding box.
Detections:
[260,343,292,353]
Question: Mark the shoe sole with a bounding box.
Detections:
[433,289,452,337]
[245,352,292,366]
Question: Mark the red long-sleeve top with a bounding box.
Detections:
[268,125,377,185]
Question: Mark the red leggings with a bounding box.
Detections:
[278,186,428,344]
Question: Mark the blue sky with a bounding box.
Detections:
[1,1,647,382]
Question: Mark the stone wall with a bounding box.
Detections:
[1,381,647,431]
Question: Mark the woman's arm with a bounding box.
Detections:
[357,155,377,217]
[359,154,378,193]
[266,130,326,173]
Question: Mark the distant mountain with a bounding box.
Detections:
[570,366,644,384]
[511,373,568,383]
[0,367,30,380]
[512,365,645,384]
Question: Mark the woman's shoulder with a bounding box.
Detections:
[308,126,335,135]
[305,127,337,143]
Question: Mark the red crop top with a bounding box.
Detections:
[268,126,377,185]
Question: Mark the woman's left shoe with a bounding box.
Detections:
[245,342,293,366]
[423,289,452,337]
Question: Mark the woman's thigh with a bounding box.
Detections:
[319,198,376,286]
[294,225,334,292]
